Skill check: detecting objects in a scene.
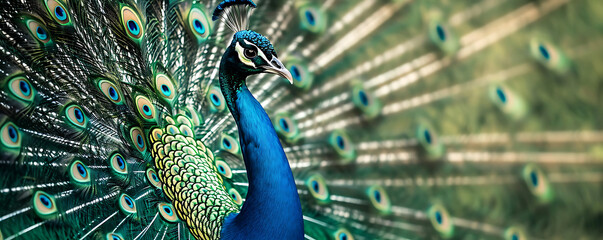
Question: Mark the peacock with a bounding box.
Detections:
[0,0,602,239]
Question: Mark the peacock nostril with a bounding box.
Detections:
[271,59,282,69]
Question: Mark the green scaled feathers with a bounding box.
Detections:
[149,115,239,239]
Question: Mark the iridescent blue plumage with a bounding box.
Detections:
[217,28,302,239]
[232,30,277,57]
[220,86,303,239]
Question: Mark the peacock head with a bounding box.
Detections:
[213,0,292,85]
[224,30,293,83]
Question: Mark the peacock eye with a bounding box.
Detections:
[120,6,144,40]
[118,193,137,214]
[154,74,176,101]
[70,160,91,184]
[106,233,124,240]
[334,229,353,240]
[1,122,21,149]
[135,95,156,121]
[33,191,58,218]
[109,152,128,174]
[505,227,525,240]
[65,104,88,128]
[146,168,161,189]
[285,57,314,89]
[25,19,51,44]
[522,164,552,202]
[307,174,330,202]
[98,80,123,104]
[220,134,240,155]
[367,186,391,214]
[129,127,146,153]
[273,113,300,143]
[328,130,356,161]
[428,204,454,238]
[44,0,71,25]
[207,86,226,112]
[157,202,179,223]
[188,7,211,42]
[215,159,232,179]
[244,48,257,59]
[8,77,35,102]
[229,188,243,205]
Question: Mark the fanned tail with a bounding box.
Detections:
[1,0,602,240]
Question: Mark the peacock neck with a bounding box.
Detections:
[218,61,304,239]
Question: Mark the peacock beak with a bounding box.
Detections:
[262,57,293,84]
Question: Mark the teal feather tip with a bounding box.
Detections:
[307,174,330,203]
[298,4,327,33]
[272,112,301,143]
[285,56,314,89]
[428,204,454,238]
[522,164,554,203]
[530,38,571,74]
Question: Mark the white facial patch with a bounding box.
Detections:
[235,42,255,68]
[235,40,272,69]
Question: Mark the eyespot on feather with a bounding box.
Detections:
[179,124,194,138]
[416,120,445,160]
[188,7,212,42]
[121,6,144,40]
[307,174,330,202]
[229,188,243,205]
[146,168,161,189]
[158,202,178,223]
[64,104,88,129]
[155,74,176,101]
[69,160,91,184]
[207,86,226,112]
[488,84,527,120]
[98,80,123,104]
[504,227,527,240]
[130,127,147,153]
[215,159,233,179]
[328,130,356,161]
[428,204,454,238]
[273,112,300,143]
[135,96,156,121]
[367,185,391,214]
[24,18,51,44]
[220,134,240,155]
[334,228,354,240]
[150,128,163,142]
[285,57,313,90]
[1,121,22,149]
[522,164,553,202]
[298,5,326,33]
[351,84,381,119]
[118,193,137,214]
[33,191,58,219]
[530,38,570,74]
[106,233,125,240]
[109,152,128,174]
[428,20,459,54]
[7,76,35,102]
[44,0,71,25]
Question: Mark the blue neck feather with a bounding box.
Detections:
[219,55,304,239]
